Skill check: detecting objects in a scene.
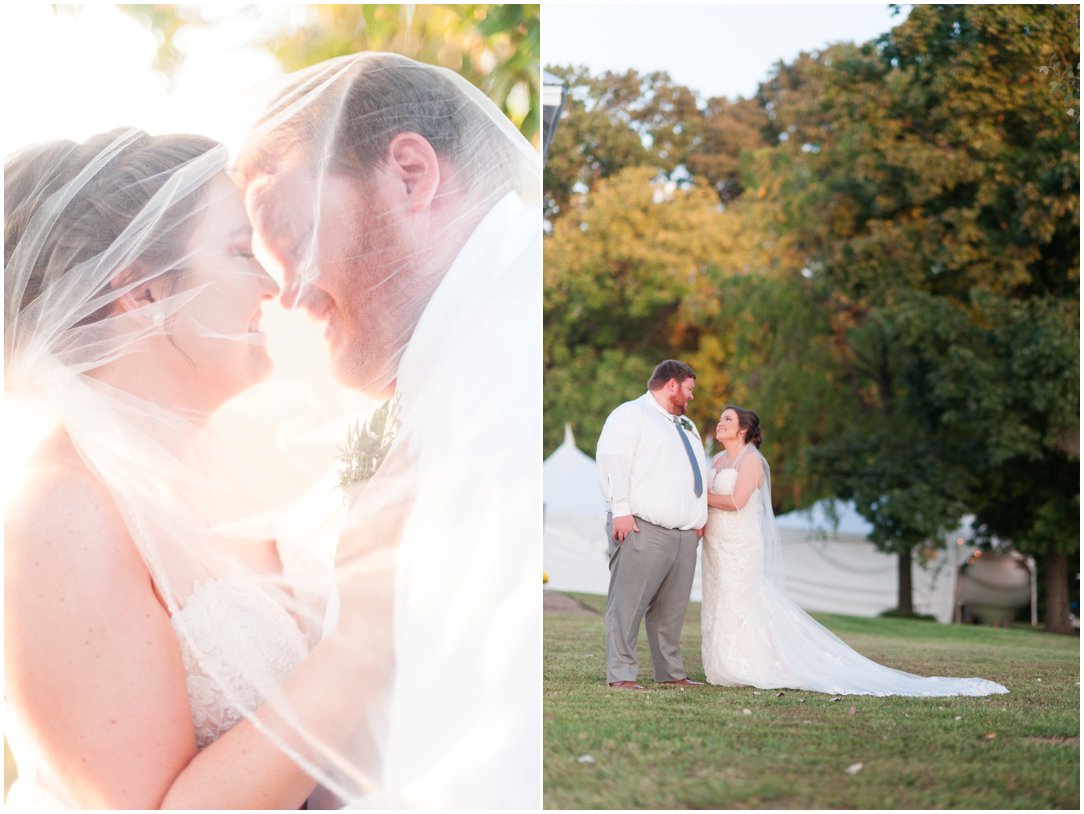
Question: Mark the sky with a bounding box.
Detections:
[543,2,910,101]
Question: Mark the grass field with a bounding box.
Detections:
[544,592,1080,810]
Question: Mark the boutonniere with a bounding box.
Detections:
[338,396,401,491]
[679,416,694,433]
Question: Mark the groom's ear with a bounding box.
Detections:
[384,132,440,213]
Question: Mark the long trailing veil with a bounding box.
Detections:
[705,444,1007,697]
[5,52,540,808]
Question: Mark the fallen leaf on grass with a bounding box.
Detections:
[955,716,963,721]
[847,705,857,716]
[845,762,864,775]
[742,708,752,716]
[577,754,595,764]
[983,732,997,741]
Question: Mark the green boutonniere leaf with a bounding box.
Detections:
[338,397,401,489]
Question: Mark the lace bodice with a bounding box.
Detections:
[709,467,762,539]
[172,578,308,749]
[712,467,737,494]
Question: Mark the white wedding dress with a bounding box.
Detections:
[5,578,307,809]
[700,458,1008,697]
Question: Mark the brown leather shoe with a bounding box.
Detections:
[608,680,647,691]
[658,678,705,686]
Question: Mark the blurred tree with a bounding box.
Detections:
[113,4,540,141]
[776,5,1079,622]
[688,96,771,204]
[544,166,733,454]
[542,67,702,223]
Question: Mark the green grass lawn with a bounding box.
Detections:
[544,592,1080,810]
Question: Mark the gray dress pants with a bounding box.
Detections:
[605,514,699,683]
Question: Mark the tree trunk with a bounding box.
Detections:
[897,547,914,616]
[1043,552,1072,635]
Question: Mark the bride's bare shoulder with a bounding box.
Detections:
[5,436,147,592]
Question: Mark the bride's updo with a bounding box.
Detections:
[723,404,763,448]
[4,129,223,334]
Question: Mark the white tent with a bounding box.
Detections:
[542,425,612,595]
[775,501,976,623]
[542,427,973,622]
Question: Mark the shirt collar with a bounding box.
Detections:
[395,191,531,408]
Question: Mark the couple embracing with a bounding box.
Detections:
[4,54,539,808]
[597,360,1007,697]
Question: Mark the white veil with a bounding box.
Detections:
[5,51,541,809]
[236,52,542,807]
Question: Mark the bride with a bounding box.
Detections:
[4,128,392,808]
[700,405,1008,697]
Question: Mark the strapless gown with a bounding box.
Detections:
[700,468,1008,696]
[6,577,307,808]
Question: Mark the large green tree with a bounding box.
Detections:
[767,5,1079,623]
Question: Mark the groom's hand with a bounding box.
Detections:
[612,514,640,543]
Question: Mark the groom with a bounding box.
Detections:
[237,54,540,808]
[596,360,708,690]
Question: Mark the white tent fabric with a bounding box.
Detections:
[776,502,976,623]
[542,427,971,622]
[542,424,612,596]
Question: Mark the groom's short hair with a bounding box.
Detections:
[647,360,696,391]
[237,53,518,199]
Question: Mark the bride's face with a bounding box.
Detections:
[716,409,742,443]
[167,174,279,405]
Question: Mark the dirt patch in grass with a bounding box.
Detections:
[1023,735,1079,746]
[544,590,601,616]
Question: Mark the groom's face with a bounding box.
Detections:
[667,377,695,415]
[246,162,425,397]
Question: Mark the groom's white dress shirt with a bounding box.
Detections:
[375,191,541,808]
[596,392,708,531]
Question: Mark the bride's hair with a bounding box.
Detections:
[236,52,523,201]
[4,129,222,335]
[723,404,763,448]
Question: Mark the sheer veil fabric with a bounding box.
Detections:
[701,445,1008,697]
[5,52,541,808]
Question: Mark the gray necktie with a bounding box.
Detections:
[672,416,703,497]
